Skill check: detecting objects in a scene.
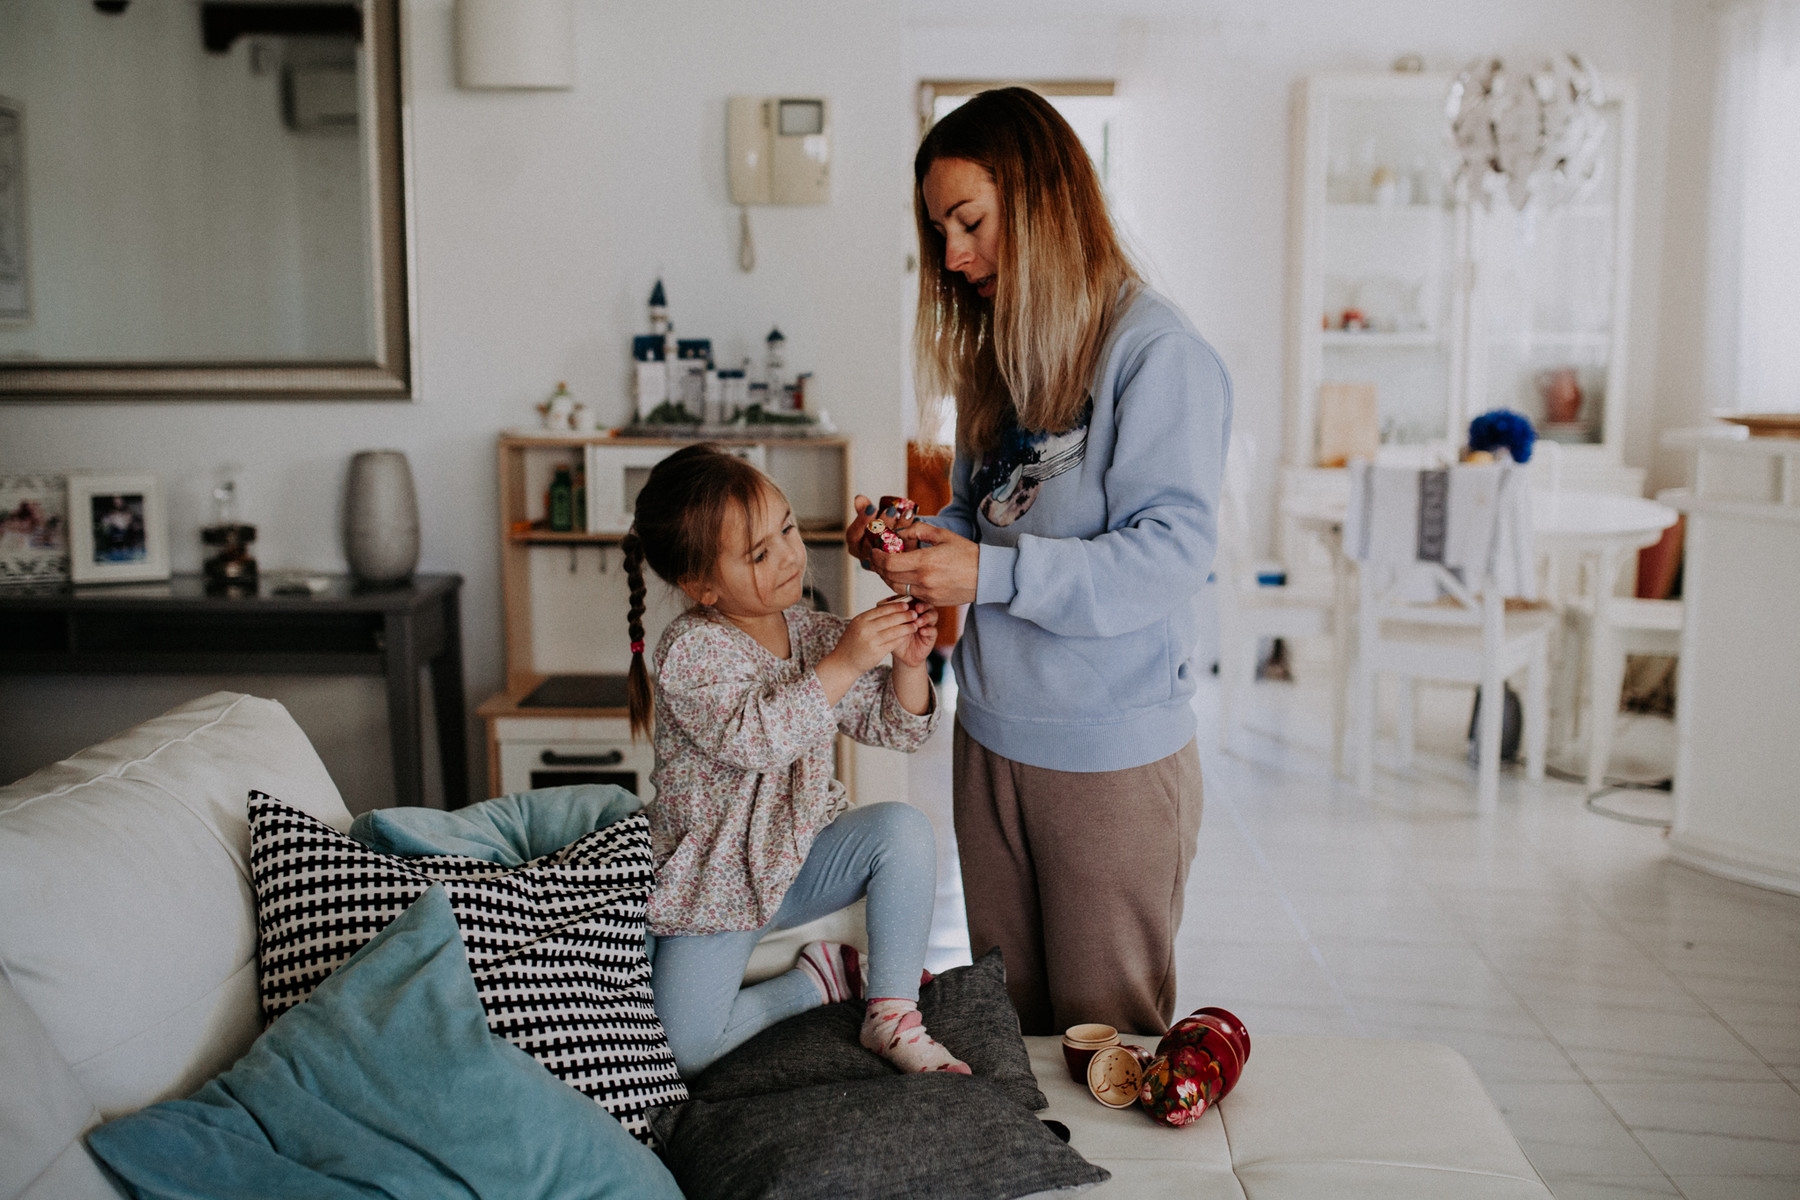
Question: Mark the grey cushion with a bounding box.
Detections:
[687,948,1046,1112]
[651,1073,1107,1200]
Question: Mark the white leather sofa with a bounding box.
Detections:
[0,692,1552,1199]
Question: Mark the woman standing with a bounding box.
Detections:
[854,88,1231,1037]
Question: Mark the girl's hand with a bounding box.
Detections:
[823,598,921,677]
[872,523,979,607]
[893,600,938,668]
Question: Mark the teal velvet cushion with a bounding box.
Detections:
[86,886,683,1200]
[350,783,643,865]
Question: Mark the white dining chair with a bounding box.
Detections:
[1215,433,1343,762]
[1343,461,1554,812]
[1580,596,1683,792]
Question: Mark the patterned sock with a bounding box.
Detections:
[861,998,970,1074]
[797,941,864,1004]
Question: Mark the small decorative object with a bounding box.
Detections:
[1370,164,1399,207]
[201,523,257,594]
[1448,54,1607,214]
[647,279,668,335]
[673,339,712,419]
[548,464,575,533]
[201,476,256,594]
[716,367,748,421]
[1136,1005,1252,1127]
[1137,1053,1209,1127]
[1537,367,1583,425]
[861,517,905,557]
[1061,1023,1120,1085]
[765,326,787,406]
[639,399,701,427]
[538,381,575,431]
[1086,1045,1143,1109]
[0,472,68,590]
[67,472,170,585]
[1467,408,1537,463]
[1157,1011,1244,1100]
[878,495,918,530]
[344,450,419,587]
[1340,308,1367,331]
[1194,1006,1251,1065]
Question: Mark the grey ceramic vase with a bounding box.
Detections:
[345,450,420,587]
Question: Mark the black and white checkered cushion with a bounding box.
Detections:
[248,792,686,1141]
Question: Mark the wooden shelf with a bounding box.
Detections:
[477,679,629,721]
[500,431,849,448]
[506,522,846,545]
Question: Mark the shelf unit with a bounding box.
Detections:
[1280,70,1645,563]
[481,432,855,799]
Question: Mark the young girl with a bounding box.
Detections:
[622,444,968,1079]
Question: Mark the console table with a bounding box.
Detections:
[0,574,467,809]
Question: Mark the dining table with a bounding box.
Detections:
[1281,484,1680,773]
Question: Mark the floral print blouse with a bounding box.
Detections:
[645,605,938,937]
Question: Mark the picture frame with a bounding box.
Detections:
[0,95,28,325]
[0,471,68,589]
[67,473,170,585]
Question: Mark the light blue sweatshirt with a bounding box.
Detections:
[927,285,1232,772]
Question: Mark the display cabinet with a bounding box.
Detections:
[477,433,855,799]
[1281,71,1643,559]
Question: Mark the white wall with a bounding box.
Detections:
[0,0,1715,806]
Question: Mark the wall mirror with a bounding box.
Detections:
[0,0,413,401]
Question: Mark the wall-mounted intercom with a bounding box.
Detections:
[727,96,831,206]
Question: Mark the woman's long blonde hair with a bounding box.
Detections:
[913,87,1140,456]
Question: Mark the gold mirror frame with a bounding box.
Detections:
[0,0,414,402]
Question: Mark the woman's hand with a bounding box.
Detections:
[872,523,980,607]
[892,599,938,668]
[844,494,879,566]
[816,598,923,704]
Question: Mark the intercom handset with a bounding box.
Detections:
[727,96,831,206]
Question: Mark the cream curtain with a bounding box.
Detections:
[1706,0,1800,413]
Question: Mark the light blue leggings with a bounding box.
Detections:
[651,801,937,1077]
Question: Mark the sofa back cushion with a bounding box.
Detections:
[0,692,350,1119]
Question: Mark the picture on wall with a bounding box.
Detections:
[0,472,68,590]
[0,96,28,324]
[67,473,171,585]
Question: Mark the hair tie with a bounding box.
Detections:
[630,640,645,655]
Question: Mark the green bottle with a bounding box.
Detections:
[549,465,574,532]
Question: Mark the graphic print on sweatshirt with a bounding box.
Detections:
[974,400,1092,527]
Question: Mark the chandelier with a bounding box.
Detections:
[1448,54,1607,214]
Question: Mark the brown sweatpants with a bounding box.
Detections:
[952,722,1204,1037]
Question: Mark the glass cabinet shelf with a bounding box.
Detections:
[1322,331,1443,348]
[1285,70,1638,472]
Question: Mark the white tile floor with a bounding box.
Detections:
[908,661,1800,1199]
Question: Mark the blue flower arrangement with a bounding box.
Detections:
[1467,408,1537,464]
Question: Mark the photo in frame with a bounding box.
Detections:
[0,95,28,324]
[67,473,170,585]
[0,471,68,589]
